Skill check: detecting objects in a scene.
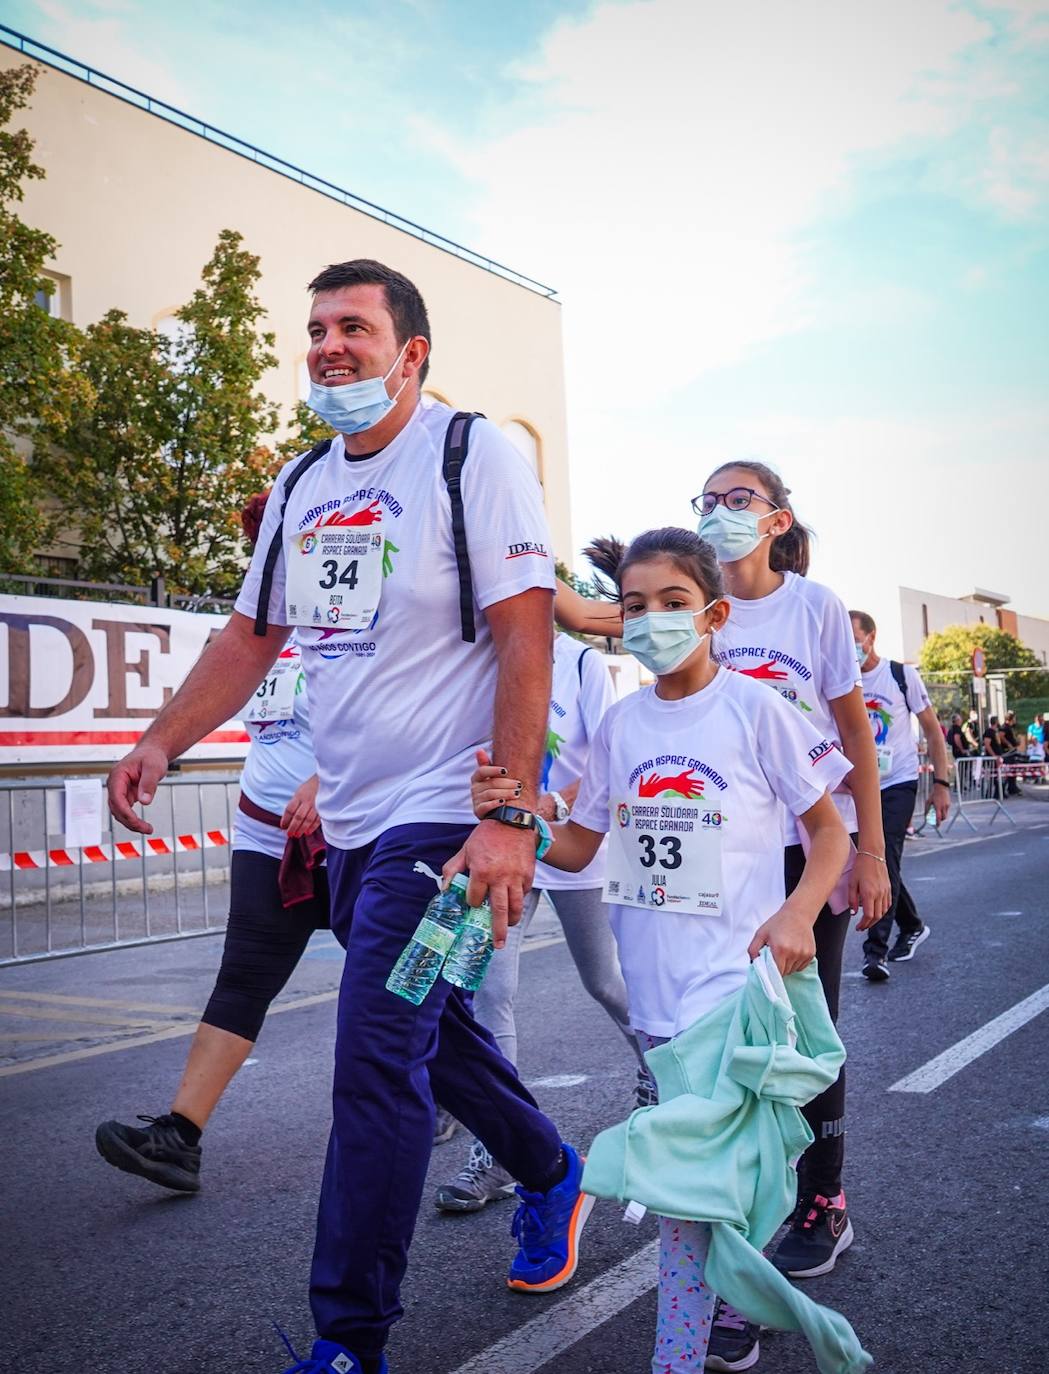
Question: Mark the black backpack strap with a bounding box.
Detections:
[889,660,911,715]
[442,411,483,644]
[577,645,594,684]
[253,439,334,637]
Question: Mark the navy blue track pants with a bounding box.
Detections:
[309,822,562,1359]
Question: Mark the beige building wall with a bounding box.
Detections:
[899,586,1049,665]
[2,42,573,559]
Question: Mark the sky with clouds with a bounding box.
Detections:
[3,0,1047,654]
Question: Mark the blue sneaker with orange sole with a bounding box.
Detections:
[507,1143,594,1293]
[277,1330,388,1374]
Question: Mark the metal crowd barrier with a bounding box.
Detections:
[943,756,1017,835]
[0,774,241,966]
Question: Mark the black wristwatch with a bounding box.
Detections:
[932,777,951,789]
[489,803,539,835]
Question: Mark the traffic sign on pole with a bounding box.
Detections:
[972,647,987,678]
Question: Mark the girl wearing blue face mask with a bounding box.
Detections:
[693,460,889,1372]
[451,526,853,1374]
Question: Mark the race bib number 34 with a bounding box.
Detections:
[285,518,384,630]
[605,800,724,917]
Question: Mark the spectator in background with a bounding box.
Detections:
[1027,713,1046,763]
[947,713,970,760]
[1001,711,1023,754]
[963,710,982,753]
[982,716,1005,757]
[983,715,1021,794]
[1001,712,1026,792]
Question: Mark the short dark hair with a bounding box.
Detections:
[585,527,725,604]
[850,610,877,635]
[705,459,813,576]
[307,259,431,384]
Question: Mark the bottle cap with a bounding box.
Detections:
[449,875,469,894]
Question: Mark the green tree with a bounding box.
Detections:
[275,401,333,463]
[919,622,1049,697]
[0,65,88,572]
[45,230,279,597]
[555,559,598,599]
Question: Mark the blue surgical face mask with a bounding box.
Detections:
[697,503,779,563]
[623,599,717,676]
[854,642,867,666]
[306,339,411,436]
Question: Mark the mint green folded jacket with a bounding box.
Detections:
[582,952,873,1374]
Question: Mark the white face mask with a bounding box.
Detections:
[623,599,717,676]
[697,503,779,563]
[306,338,411,435]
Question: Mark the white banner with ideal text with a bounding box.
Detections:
[0,596,248,767]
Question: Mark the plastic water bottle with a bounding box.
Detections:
[386,876,469,1005]
[443,899,494,991]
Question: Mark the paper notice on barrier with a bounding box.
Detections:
[64,778,103,848]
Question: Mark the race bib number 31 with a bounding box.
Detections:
[243,650,302,723]
[605,799,723,916]
[285,516,384,630]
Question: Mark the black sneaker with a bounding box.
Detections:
[861,956,890,982]
[95,1113,201,1193]
[705,1300,760,1371]
[770,1191,853,1278]
[888,923,930,962]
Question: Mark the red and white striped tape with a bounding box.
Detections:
[0,829,230,873]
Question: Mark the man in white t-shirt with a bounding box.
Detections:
[107,261,588,1374]
[851,611,951,980]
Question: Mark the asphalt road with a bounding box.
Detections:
[3,805,1048,1374]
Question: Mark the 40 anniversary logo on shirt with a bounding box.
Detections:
[606,757,727,916]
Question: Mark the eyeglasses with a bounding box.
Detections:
[691,486,779,517]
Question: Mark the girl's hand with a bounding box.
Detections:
[748,905,816,976]
[281,775,320,837]
[470,748,523,819]
[848,852,891,929]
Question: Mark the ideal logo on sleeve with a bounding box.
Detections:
[505,541,548,560]
[808,740,837,766]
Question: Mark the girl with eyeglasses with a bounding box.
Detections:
[693,460,889,1373]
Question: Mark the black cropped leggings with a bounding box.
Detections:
[201,849,330,1042]
[784,841,848,1199]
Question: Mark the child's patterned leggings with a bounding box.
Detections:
[636,1029,717,1374]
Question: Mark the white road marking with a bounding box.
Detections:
[907,821,1047,859]
[889,982,1049,1094]
[0,929,567,1076]
[531,1073,589,1089]
[449,1238,660,1374]
[0,990,200,1014]
[992,911,1023,916]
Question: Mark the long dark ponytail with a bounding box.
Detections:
[706,460,812,575]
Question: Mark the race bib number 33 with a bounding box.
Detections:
[605,799,723,917]
[285,517,384,630]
